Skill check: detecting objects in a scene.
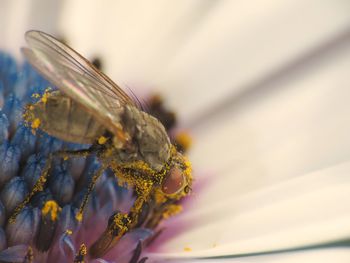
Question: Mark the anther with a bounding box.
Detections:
[36,200,61,251]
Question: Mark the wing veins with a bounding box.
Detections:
[28,33,121,101]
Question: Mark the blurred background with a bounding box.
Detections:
[1,0,350,126]
[1,0,350,261]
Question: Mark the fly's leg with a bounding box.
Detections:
[8,149,92,223]
[75,164,106,222]
[145,199,182,229]
[8,153,53,223]
[89,178,153,258]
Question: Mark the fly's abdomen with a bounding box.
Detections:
[25,91,106,144]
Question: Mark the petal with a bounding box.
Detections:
[149,23,350,258]
[58,1,350,124]
[103,228,153,261]
[158,248,350,263]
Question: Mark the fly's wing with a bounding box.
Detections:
[22,30,136,140]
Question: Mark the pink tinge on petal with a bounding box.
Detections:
[148,173,209,253]
[146,215,191,254]
[75,211,108,250]
[102,228,153,262]
[90,258,111,263]
[40,231,78,263]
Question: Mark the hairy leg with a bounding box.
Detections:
[9,149,92,223]
[75,164,107,222]
[89,164,154,258]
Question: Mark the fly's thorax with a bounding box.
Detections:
[120,105,171,171]
[24,91,107,144]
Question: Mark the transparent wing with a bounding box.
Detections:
[23,30,136,137]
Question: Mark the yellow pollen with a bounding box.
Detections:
[184,247,192,252]
[65,229,73,235]
[31,118,41,129]
[163,204,182,219]
[79,244,87,256]
[74,243,87,263]
[42,200,61,221]
[41,87,52,104]
[175,132,192,151]
[41,94,48,103]
[112,214,130,233]
[154,189,167,204]
[26,246,34,262]
[98,136,108,145]
[75,212,83,222]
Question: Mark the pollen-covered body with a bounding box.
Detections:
[15,30,193,259]
[23,89,190,257]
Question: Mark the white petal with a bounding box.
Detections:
[58,0,350,124]
[151,248,350,263]
[150,160,350,258]
[149,21,350,258]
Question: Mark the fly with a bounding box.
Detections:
[10,31,192,258]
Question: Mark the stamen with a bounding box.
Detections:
[1,177,28,215]
[11,124,37,162]
[56,205,78,235]
[41,200,61,221]
[37,134,63,156]
[36,200,61,251]
[0,112,9,144]
[2,93,22,133]
[22,154,46,189]
[49,165,75,205]
[5,207,38,246]
[0,142,21,187]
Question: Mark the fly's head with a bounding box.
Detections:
[160,148,192,198]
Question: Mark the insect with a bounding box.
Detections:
[11,31,192,258]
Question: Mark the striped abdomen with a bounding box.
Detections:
[25,91,106,144]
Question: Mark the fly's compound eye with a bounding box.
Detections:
[161,167,186,196]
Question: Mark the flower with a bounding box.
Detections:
[2,1,350,262]
[0,52,174,262]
